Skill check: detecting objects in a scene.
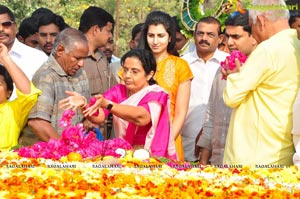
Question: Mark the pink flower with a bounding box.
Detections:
[221,50,247,80]
[86,97,99,116]
[59,109,75,128]
[17,110,133,160]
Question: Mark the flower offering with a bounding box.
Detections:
[17,110,132,160]
[221,50,247,79]
[86,97,99,116]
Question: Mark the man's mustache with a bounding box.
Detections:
[199,40,210,46]
[0,32,9,37]
[104,50,113,54]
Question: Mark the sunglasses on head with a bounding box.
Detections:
[0,21,15,27]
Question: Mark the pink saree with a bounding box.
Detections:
[103,84,176,159]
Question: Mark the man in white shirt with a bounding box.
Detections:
[182,16,228,161]
[0,5,48,100]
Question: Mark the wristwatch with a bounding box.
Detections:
[106,101,113,111]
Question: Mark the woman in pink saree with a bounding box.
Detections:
[83,49,176,159]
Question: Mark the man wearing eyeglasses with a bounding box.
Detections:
[0,5,48,100]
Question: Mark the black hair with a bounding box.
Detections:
[31,7,53,18]
[0,5,15,21]
[289,11,300,27]
[131,23,144,40]
[37,12,68,31]
[17,17,37,39]
[139,11,176,53]
[79,6,114,33]
[225,10,251,35]
[120,49,157,85]
[196,16,222,35]
[172,16,181,33]
[0,64,13,94]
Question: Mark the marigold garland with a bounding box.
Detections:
[2,108,300,198]
[1,151,300,198]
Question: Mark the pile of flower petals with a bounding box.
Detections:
[17,110,132,159]
[18,125,132,159]
[2,152,300,198]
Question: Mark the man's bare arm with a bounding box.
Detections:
[28,119,60,142]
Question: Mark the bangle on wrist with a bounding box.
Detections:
[106,100,113,111]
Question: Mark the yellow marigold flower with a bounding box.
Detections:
[59,156,68,162]
[67,152,83,162]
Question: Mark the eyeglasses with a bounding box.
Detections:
[0,21,15,27]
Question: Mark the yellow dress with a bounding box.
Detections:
[155,55,193,161]
[0,83,41,151]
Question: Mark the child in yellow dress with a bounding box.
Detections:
[0,43,41,151]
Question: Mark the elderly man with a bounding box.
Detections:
[222,0,300,166]
[0,5,48,100]
[19,28,90,145]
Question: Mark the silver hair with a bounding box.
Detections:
[52,28,88,55]
[249,0,290,24]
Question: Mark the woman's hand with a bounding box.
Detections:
[59,91,87,110]
[83,94,105,117]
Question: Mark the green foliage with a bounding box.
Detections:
[1,0,180,56]
[180,0,231,37]
[117,0,181,56]
[1,0,96,27]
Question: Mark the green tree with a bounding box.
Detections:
[2,0,181,56]
[115,0,181,56]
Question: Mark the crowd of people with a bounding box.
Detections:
[0,0,300,167]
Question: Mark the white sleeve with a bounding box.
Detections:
[292,90,300,135]
[293,134,300,166]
